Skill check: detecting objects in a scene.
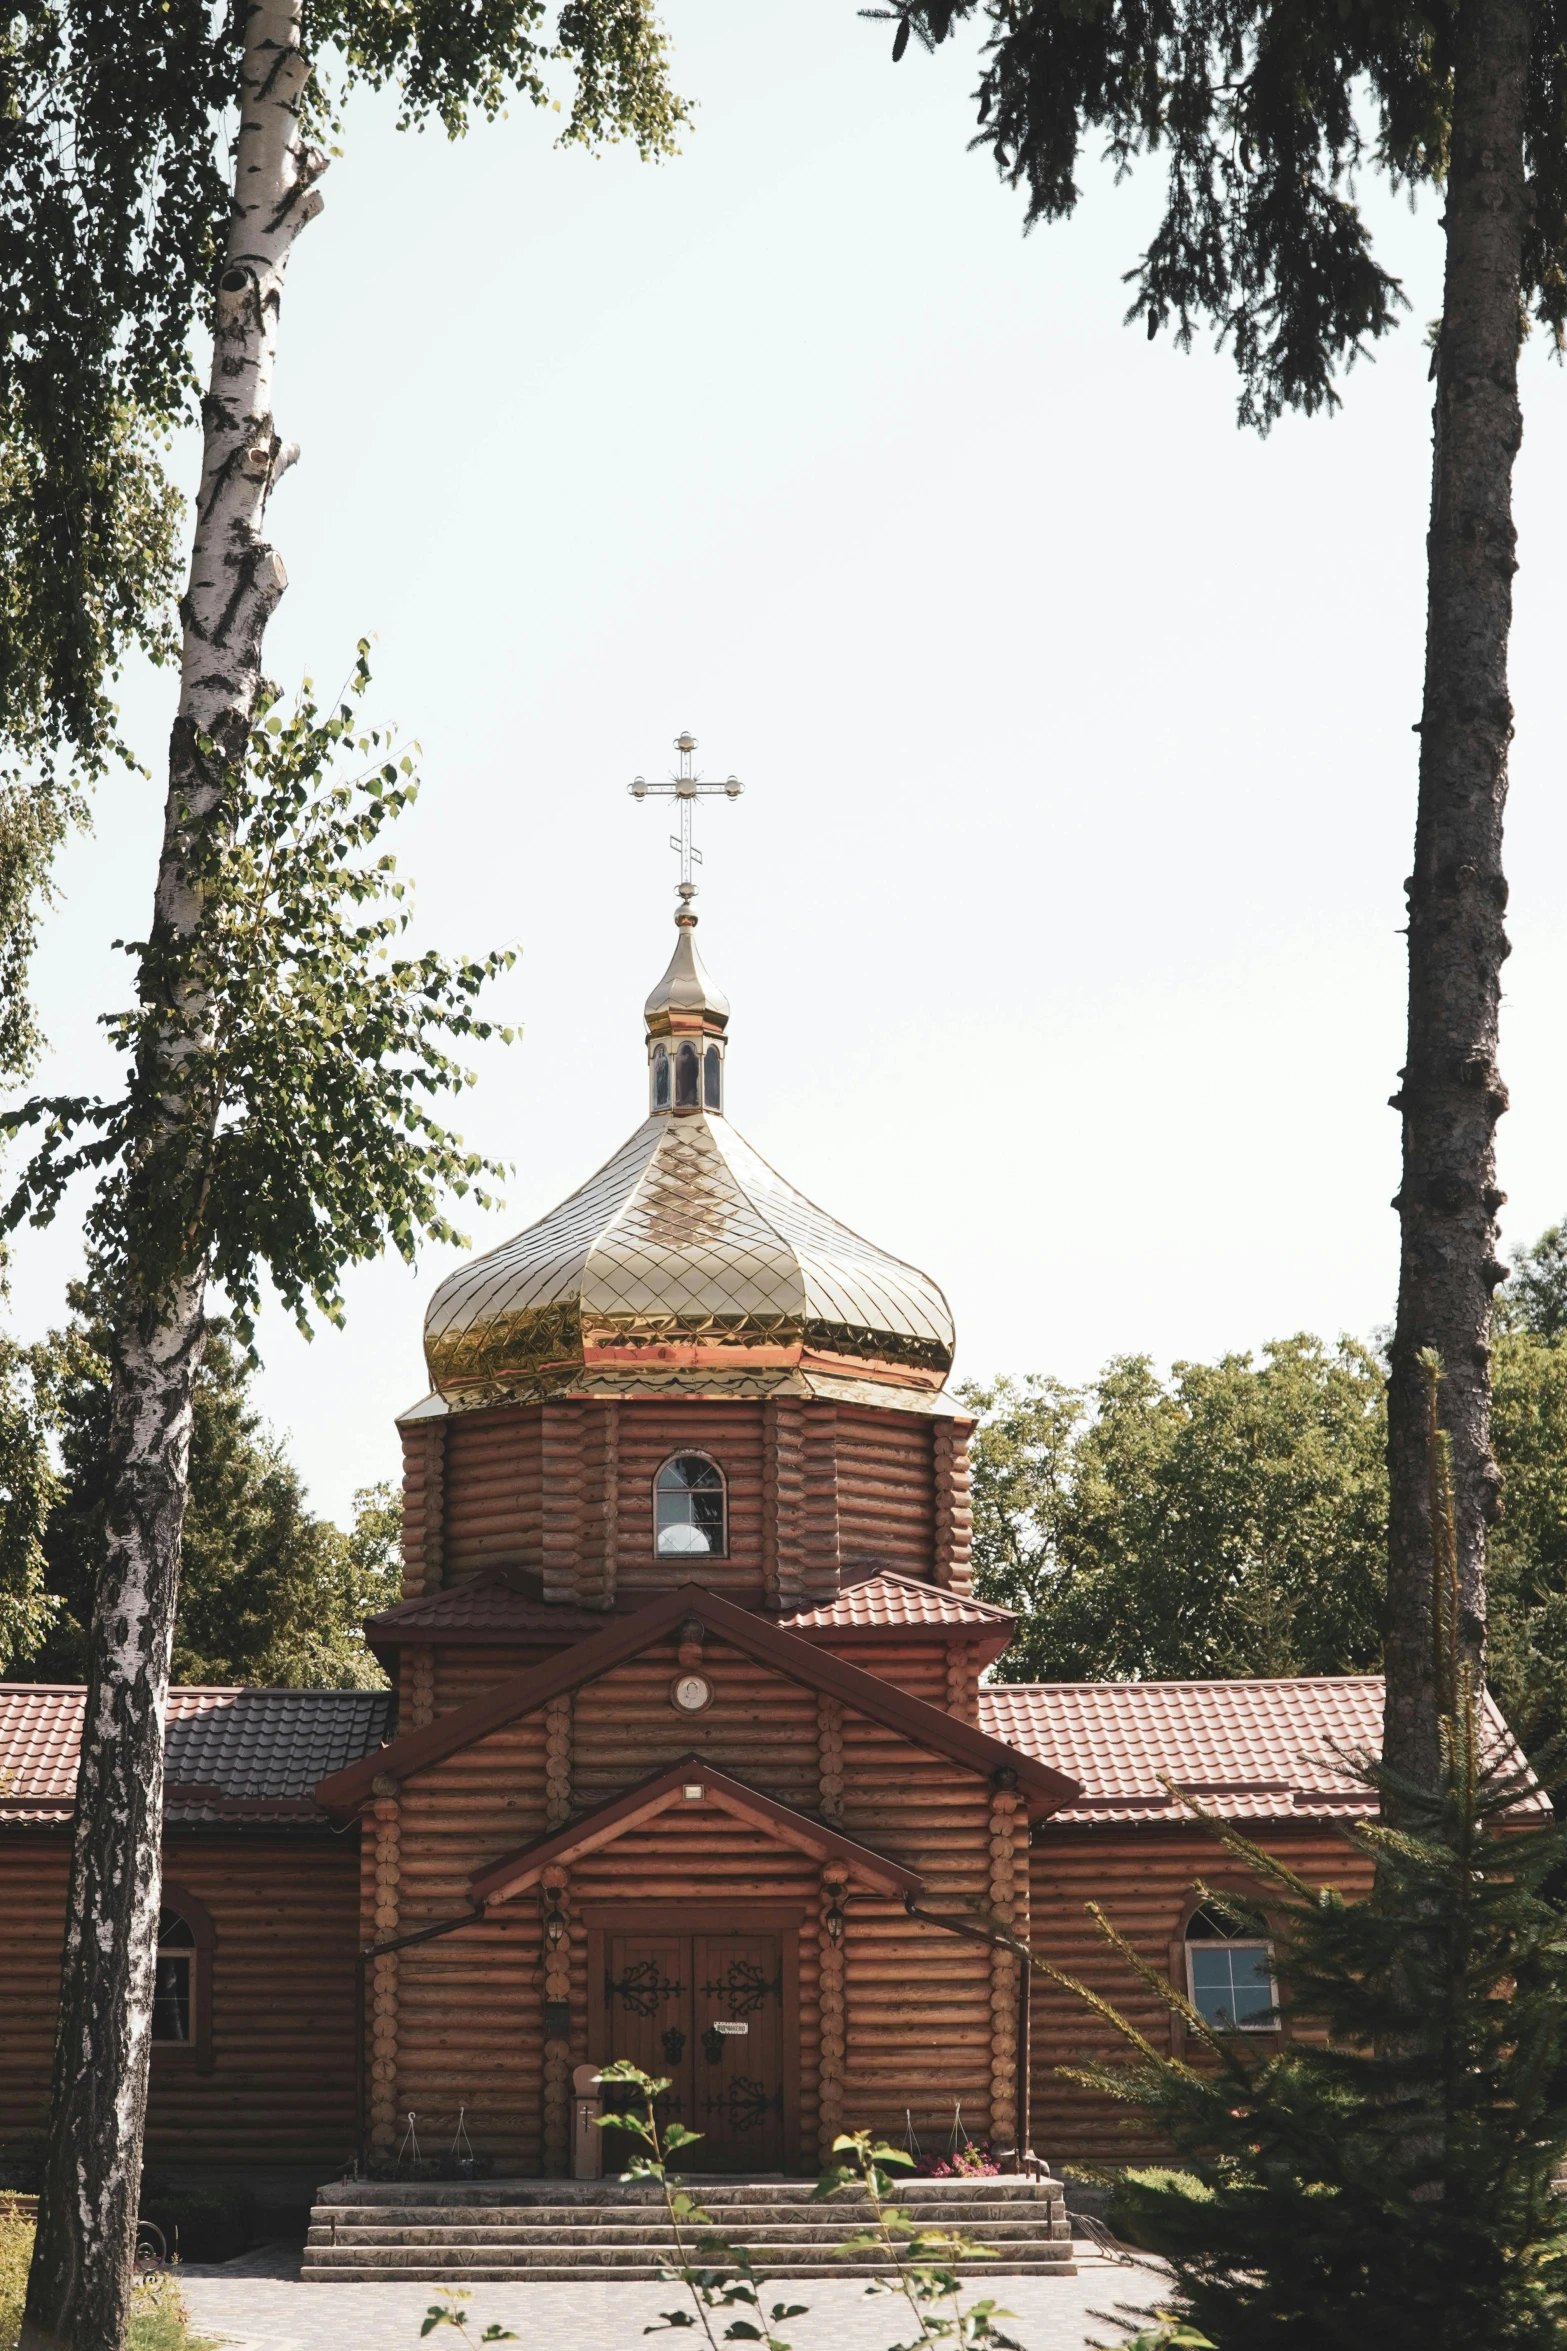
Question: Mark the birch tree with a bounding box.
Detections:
[2,2,684,2340]
[879,0,1567,1800]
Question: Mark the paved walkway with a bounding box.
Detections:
[178,2244,1165,2351]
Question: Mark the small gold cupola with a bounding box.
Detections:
[644,903,730,1116]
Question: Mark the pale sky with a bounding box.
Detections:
[11,0,1567,1524]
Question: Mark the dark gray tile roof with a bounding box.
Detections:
[0,1685,395,1828]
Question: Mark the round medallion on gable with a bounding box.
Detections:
[671,1672,714,1715]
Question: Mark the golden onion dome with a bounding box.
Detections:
[422,907,955,1407]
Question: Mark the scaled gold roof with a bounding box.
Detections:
[423,915,954,1408]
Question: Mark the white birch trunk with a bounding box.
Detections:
[21,8,322,2342]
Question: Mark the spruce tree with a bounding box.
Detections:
[1051,1723,1567,2347]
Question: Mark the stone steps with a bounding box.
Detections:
[301,2177,1078,2284]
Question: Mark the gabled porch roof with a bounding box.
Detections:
[469,1754,924,1907]
[315,1581,1080,1820]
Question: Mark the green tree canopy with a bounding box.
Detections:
[12,1288,396,1687]
[962,1336,1389,1682]
[965,1235,1567,1753]
[0,1333,59,1671]
[1480,1222,1567,1750]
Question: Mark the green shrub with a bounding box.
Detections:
[1106,2169,1212,2254]
[0,2217,219,2351]
[128,2271,221,2351]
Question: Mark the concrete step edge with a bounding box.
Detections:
[300,2256,1080,2275]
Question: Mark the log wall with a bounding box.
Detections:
[834,1407,935,1579]
[443,1409,542,1582]
[611,1404,768,1603]
[400,1422,446,1600]
[1027,1825,1377,2168]
[932,1419,974,1594]
[808,1640,949,1712]
[0,1833,361,2167]
[375,1637,1012,2169]
[378,1710,550,2166]
[834,1708,996,2148]
[415,1395,972,1605]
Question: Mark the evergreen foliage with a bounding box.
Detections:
[15,1287,396,1687]
[1062,1737,1567,2348]
[880,0,1567,431]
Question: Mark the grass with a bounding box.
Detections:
[0,2215,223,2351]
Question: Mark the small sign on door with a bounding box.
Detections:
[712,2020,748,2036]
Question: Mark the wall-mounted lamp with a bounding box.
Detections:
[825,1902,847,1947]
[543,1903,568,1948]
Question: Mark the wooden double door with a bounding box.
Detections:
[597,1925,790,2172]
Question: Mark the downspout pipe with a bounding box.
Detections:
[902,1895,1036,2172]
[354,1905,488,2178]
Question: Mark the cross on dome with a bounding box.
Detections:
[627,729,744,912]
[628,730,744,1121]
[420,724,956,1403]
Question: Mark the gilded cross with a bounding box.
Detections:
[628,730,744,905]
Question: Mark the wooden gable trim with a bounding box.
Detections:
[469,1753,923,1907]
[315,1581,1080,1819]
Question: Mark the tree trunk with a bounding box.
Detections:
[20,8,321,2344]
[1383,0,1528,1801]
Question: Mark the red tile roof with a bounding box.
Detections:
[779,1570,1014,1637]
[980,1676,1548,1825]
[364,1571,609,1659]
[0,1685,394,1828]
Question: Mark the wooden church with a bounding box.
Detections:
[1,835,1528,2195]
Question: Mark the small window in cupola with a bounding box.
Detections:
[675,1040,700,1108]
[703,1043,722,1111]
[651,1044,670,1110]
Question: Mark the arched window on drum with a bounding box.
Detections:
[655,1454,727,1558]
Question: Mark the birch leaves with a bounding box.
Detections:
[2,649,514,1343]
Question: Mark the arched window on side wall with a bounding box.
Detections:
[151,1888,216,2072]
[1183,1901,1278,2034]
[675,1040,700,1108]
[655,1453,727,1557]
[652,1044,671,1110]
[703,1044,722,1111]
